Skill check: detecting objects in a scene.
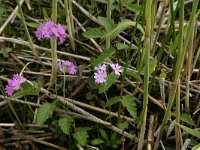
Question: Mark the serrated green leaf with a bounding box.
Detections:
[98,16,114,32]
[174,122,200,139]
[83,28,106,38]
[106,96,120,107]
[91,139,105,145]
[13,81,43,97]
[125,4,142,13]
[126,70,143,82]
[0,48,12,58]
[141,58,157,75]
[98,73,119,93]
[115,42,129,50]
[58,115,73,135]
[118,121,129,130]
[121,95,137,118]
[181,113,195,126]
[192,144,200,150]
[26,22,39,28]
[100,129,109,142]
[105,20,144,38]
[36,102,56,124]
[92,48,115,66]
[73,128,90,146]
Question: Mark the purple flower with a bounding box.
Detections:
[95,64,107,71]
[58,60,77,75]
[5,73,26,96]
[35,21,67,44]
[94,70,107,84]
[110,63,122,75]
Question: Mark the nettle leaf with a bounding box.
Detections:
[83,28,106,38]
[125,4,142,13]
[36,102,56,124]
[100,129,109,141]
[13,81,43,97]
[192,144,200,150]
[174,122,200,139]
[181,113,195,126]
[58,115,74,135]
[98,16,114,32]
[121,95,137,118]
[0,48,12,58]
[73,127,90,146]
[92,47,115,66]
[126,70,143,82]
[106,96,120,107]
[105,20,144,38]
[98,73,119,93]
[118,121,129,130]
[91,139,105,145]
[141,58,157,75]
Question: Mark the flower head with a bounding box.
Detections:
[94,70,107,84]
[95,64,106,71]
[35,21,67,44]
[5,73,26,96]
[58,60,77,75]
[110,63,122,75]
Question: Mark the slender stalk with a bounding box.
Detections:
[175,79,181,150]
[137,0,152,149]
[64,0,75,52]
[185,23,194,112]
[153,0,199,149]
[152,0,168,56]
[15,0,42,65]
[118,0,123,11]
[48,0,58,88]
[106,0,112,49]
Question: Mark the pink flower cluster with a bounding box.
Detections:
[94,63,122,84]
[5,73,27,97]
[35,21,67,44]
[58,60,77,75]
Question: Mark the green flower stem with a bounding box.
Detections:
[153,0,199,149]
[15,0,43,66]
[152,0,168,56]
[175,79,181,150]
[64,0,75,52]
[137,0,152,149]
[48,0,58,88]
[106,0,112,49]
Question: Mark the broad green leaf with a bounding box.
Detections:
[126,70,143,82]
[100,129,109,142]
[0,48,12,58]
[105,20,144,38]
[73,127,90,146]
[125,4,142,13]
[106,96,120,107]
[192,144,200,150]
[174,122,200,139]
[141,58,157,75]
[58,115,74,135]
[83,28,106,38]
[121,95,137,118]
[36,102,56,124]
[13,81,43,97]
[98,16,114,32]
[92,47,115,66]
[91,139,105,145]
[98,73,119,93]
[181,113,195,126]
[118,121,129,130]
